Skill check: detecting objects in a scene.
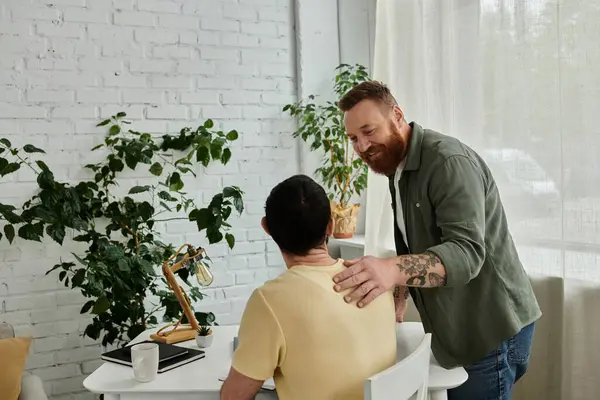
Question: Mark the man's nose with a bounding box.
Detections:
[356,137,370,153]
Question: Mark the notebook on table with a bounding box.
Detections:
[101,340,205,373]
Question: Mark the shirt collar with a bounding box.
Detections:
[404,121,424,172]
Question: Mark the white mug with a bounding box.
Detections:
[131,342,159,383]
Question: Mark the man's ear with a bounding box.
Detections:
[261,217,271,236]
[392,105,405,122]
[326,217,335,237]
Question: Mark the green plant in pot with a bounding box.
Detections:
[283,64,370,238]
[0,113,244,346]
[195,324,214,348]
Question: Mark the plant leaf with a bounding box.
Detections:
[18,224,41,242]
[149,162,163,176]
[196,146,210,167]
[80,300,94,314]
[225,233,235,249]
[35,160,50,172]
[97,119,111,127]
[0,138,12,148]
[118,258,129,272]
[159,201,172,211]
[225,130,238,141]
[3,225,15,244]
[223,187,244,213]
[46,224,66,245]
[46,262,65,276]
[73,234,91,242]
[109,125,121,136]
[0,162,20,176]
[23,144,45,153]
[203,119,214,129]
[72,252,88,266]
[223,187,237,198]
[72,269,85,287]
[210,139,224,160]
[158,191,177,202]
[129,185,150,194]
[206,227,223,244]
[233,196,244,214]
[125,154,138,170]
[109,158,124,172]
[0,204,21,224]
[91,296,110,315]
[193,208,212,230]
[138,201,153,221]
[168,173,184,191]
[71,218,88,231]
[221,148,232,164]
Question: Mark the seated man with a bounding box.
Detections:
[221,174,397,400]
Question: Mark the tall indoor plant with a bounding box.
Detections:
[0,113,244,346]
[283,64,370,238]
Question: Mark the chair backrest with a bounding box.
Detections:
[364,333,431,400]
[0,322,15,339]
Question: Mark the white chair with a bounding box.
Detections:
[364,333,432,400]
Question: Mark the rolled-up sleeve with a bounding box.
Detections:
[232,289,286,380]
[426,155,487,286]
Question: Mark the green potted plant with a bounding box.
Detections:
[195,325,214,348]
[0,113,244,346]
[283,64,370,238]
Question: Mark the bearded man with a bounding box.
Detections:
[332,81,541,399]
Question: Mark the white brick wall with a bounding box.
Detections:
[0,0,297,398]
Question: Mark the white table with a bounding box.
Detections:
[84,323,467,400]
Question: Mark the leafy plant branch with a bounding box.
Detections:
[283,64,370,208]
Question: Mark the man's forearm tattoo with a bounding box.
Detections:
[406,275,426,286]
[428,272,447,287]
[396,252,447,287]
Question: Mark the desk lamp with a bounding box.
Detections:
[150,243,214,344]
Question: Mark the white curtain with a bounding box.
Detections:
[367,0,600,399]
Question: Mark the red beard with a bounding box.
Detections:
[358,122,408,176]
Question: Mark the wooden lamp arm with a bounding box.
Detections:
[162,244,201,331]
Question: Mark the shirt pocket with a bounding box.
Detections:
[410,198,438,250]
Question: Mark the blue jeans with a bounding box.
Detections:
[447,323,535,400]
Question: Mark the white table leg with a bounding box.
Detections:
[103,394,120,400]
[429,389,448,400]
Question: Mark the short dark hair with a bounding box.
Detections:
[265,175,331,256]
[338,80,398,111]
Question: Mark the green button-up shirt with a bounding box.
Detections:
[390,122,542,368]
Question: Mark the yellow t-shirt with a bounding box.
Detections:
[232,260,397,400]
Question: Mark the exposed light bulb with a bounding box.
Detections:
[186,246,214,287]
[194,260,214,287]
